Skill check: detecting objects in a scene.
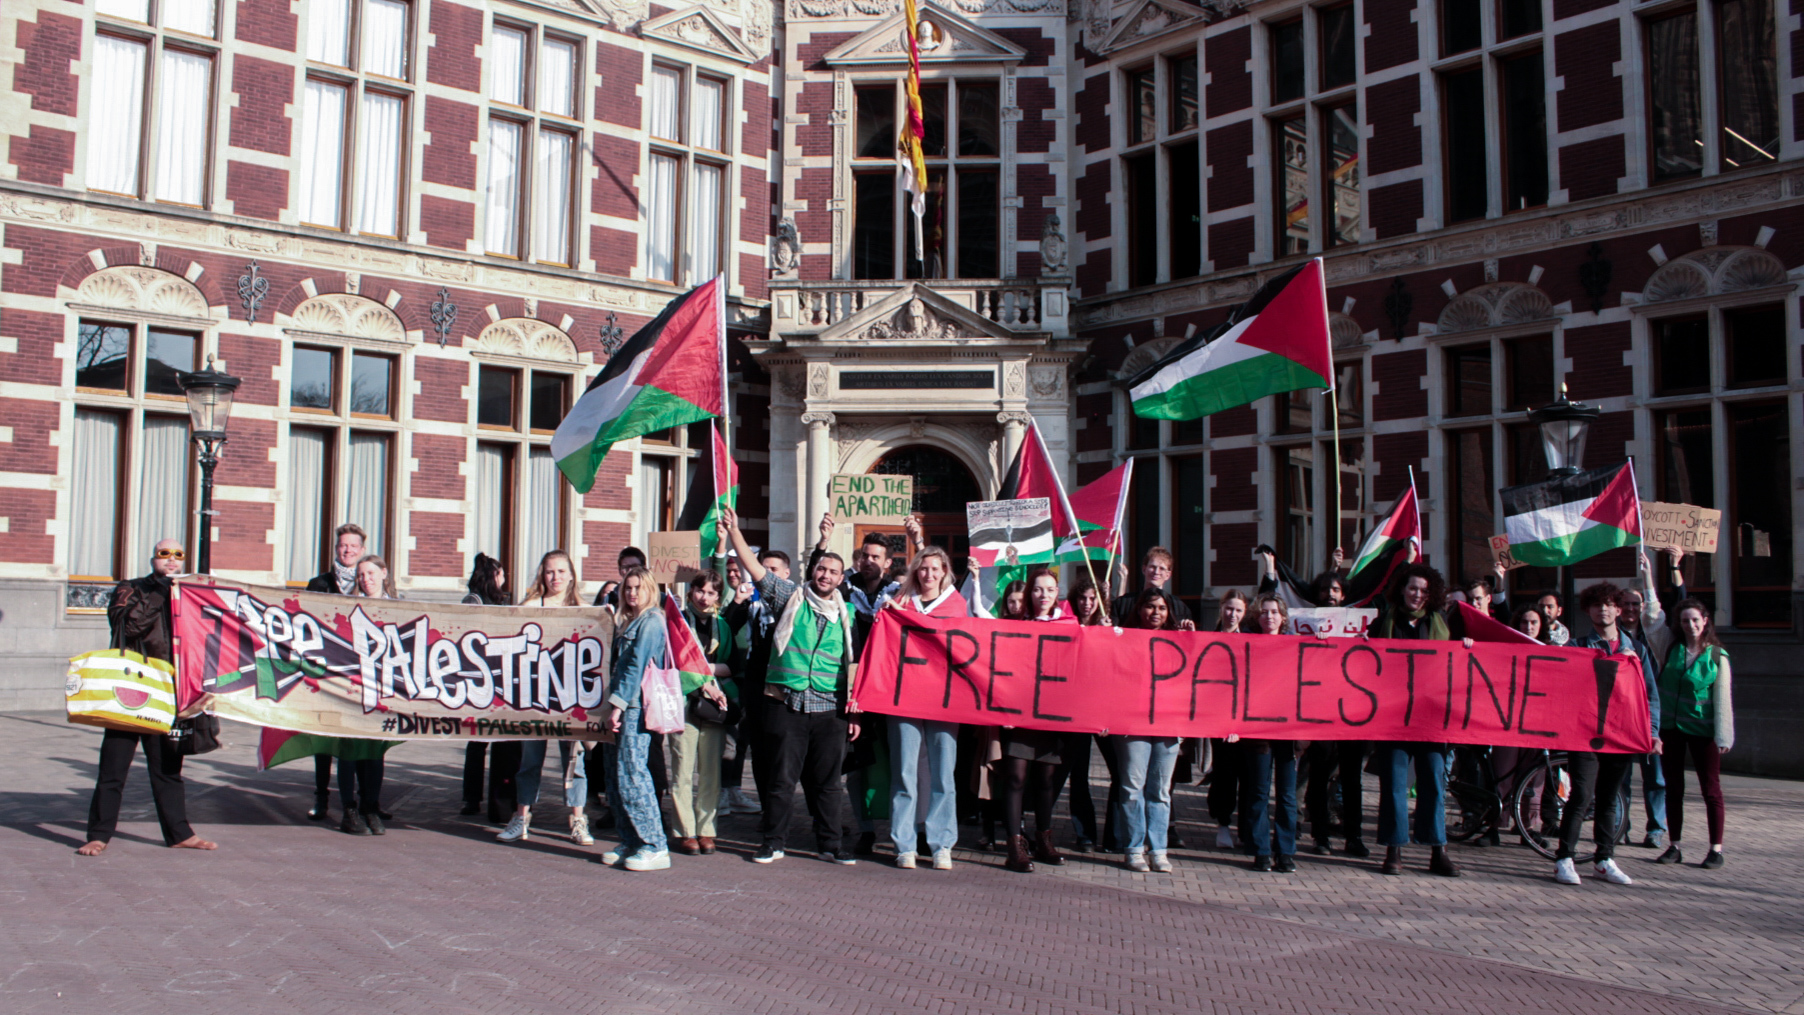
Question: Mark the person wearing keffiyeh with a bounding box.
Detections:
[301,523,369,822]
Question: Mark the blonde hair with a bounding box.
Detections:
[616,565,661,621]
[353,554,397,598]
[519,549,582,607]
[897,545,957,602]
[1216,589,1251,632]
[1252,593,1290,633]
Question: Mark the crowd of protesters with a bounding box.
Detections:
[74,512,1735,887]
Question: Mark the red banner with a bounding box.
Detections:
[852,612,1653,752]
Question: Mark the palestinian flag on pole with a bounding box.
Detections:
[1128,258,1333,420]
[552,277,725,493]
[1343,475,1422,607]
[662,590,714,693]
[1502,461,1642,567]
[995,419,1079,554]
[674,424,738,559]
[1056,458,1134,563]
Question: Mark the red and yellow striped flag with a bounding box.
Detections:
[898,0,929,260]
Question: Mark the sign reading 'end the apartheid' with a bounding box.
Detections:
[172,578,615,741]
[830,474,914,524]
[853,612,1653,753]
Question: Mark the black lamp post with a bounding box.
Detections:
[1528,384,1600,625]
[178,356,241,576]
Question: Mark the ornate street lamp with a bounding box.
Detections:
[178,356,241,576]
[1527,384,1600,477]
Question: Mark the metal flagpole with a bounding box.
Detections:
[1330,385,1342,565]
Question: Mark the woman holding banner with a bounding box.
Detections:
[1209,591,1252,851]
[337,556,402,835]
[1110,588,1186,874]
[460,554,522,822]
[1057,576,1111,852]
[601,566,671,871]
[991,568,1078,872]
[499,551,594,846]
[1242,594,1304,873]
[883,545,968,871]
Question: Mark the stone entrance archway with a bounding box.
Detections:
[868,444,981,572]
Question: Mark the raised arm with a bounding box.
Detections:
[719,506,764,584]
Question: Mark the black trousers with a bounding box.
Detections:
[757,700,850,853]
[1304,740,1368,844]
[85,728,193,846]
[1208,738,1243,828]
[1557,750,1632,861]
[462,742,522,814]
[314,755,333,801]
[339,758,385,815]
[1055,733,1100,843]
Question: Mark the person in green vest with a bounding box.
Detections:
[1655,597,1734,869]
[719,506,863,865]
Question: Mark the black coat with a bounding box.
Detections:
[306,571,351,595]
[109,574,174,663]
[1110,589,1192,628]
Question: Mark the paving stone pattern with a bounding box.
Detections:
[1,712,1797,1015]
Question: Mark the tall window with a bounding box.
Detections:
[644,62,729,285]
[1264,360,1370,576]
[471,363,571,580]
[633,422,712,549]
[301,0,413,235]
[1645,0,1779,181]
[852,76,1000,279]
[485,23,583,264]
[1436,0,1547,222]
[284,342,401,580]
[1266,6,1360,256]
[88,0,220,205]
[70,317,200,594]
[1118,53,1202,287]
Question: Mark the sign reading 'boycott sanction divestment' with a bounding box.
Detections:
[854,612,1653,753]
[171,578,615,740]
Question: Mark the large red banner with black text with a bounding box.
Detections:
[852,613,1653,752]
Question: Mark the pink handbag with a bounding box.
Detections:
[640,654,686,734]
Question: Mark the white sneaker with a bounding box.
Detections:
[1150,852,1173,873]
[895,851,917,869]
[624,848,671,871]
[602,849,625,866]
[717,788,735,814]
[497,813,531,842]
[1594,858,1634,885]
[730,788,761,814]
[1126,852,1151,873]
[1215,825,1237,850]
[1554,858,1582,885]
[932,848,953,870]
[569,813,593,846]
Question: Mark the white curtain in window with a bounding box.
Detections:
[690,162,722,281]
[360,0,409,78]
[539,38,577,118]
[345,433,389,559]
[287,429,328,582]
[646,153,679,283]
[485,119,523,255]
[135,417,191,569]
[489,26,527,105]
[473,444,507,561]
[356,92,404,235]
[87,35,148,195]
[522,448,560,576]
[692,77,724,151]
[649,66,681,141]
[636,457,669,548]
[96,0,151,23]
[162,0,217,35]
[299,79,348,226]
[532,129,573,264]
[152,50,212,205]
[70,410,123,579]
[307,0,352,66]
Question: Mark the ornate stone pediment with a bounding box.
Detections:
[814,283,1024,343]
[72,266,211,320]
[287,293,409,343]
[821,3,1028,66]
[471,318,580,363]
[1642,246,1790,304]
[1435,282,1555,334]
[640,5,758,63]
[1098,0,1208,54]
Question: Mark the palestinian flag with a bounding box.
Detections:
[674,424,737,559]
[552,278,725,493]
[662,591,714,694]
[1056,458,1134,563]
[257,728,394,771]
[1502,461,1642,567]
[1129,259,1332,420]
[1344,478,1422,608]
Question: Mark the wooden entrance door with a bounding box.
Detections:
[870,444,982,580]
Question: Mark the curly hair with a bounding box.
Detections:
[1578,581,1625,612]
[1509,603,1548,643]
[1387,563,1448,613]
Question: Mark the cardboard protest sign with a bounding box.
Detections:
[1289,607,1377,638]
[648,530,704,583]
[1641,502,1722,554]
[830,474,914,525]
[966,498,1053,567]
[1490,534,1527,571]
[172,578,614,740]
[855,611,1653,752]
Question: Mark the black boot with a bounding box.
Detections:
[308,793,330,821]
[341,810,370,835]
[1032,829,1065,866]
[1381,845,1403,875]
[1004,834,1035,873]
[1429,846,1462,877]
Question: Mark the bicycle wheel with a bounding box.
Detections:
[1512,757,1560,860]
[1444,747,1499,842]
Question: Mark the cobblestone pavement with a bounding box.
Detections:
[3,712,1798,1015]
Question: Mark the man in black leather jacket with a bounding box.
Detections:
[76,539,217,857]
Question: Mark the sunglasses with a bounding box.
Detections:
[155,548,187,560]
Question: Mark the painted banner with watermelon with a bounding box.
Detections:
[1502,461,1643,566]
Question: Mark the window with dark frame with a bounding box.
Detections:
[1499,50,1548,211]
[1504,335,1554,410]
[1716,0,1779,170]
[1270,20,1305,103]
[1322,102,1359,247]
[1276,115,1309,256]
[1646,10,1703,182]
[1499,0,1542,38]
[1445,344,1493,416]
[477,364,519,428]
[1127,67,1157,146]
[1126,152,1159,287]
[1171,454,1207,606]
[1728,400,1791,625]
[1725,304,1786,387]
[1442,0,1483,55]
[1169,140,1203,278]
[1656,406,1715,601]
[1276,443,1316,575]
[1319,4,1356,90]
[853,78,1000,280]
[1654,315,1712,396]
[1443,67,1488,222]
[1447,427,1496,584]
[1170,55,1199,133]
[291,346,338,410]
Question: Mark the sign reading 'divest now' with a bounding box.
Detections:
[1641,502,1722,554]
[830,474,914,524]
[839,371,995,390]
[648,531,703,583]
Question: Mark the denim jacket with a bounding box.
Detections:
[1573,628,1661,741]
[607,608,667,712]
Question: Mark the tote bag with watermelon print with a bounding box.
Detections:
[65,649,178,735]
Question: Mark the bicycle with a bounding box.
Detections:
[1445,746,1630,863]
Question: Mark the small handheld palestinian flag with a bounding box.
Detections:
[1129,258,1332,420]
[661,590,714,694]
[1502,461,1642,567]
[1056,458,1135,563]
[552,278,725,493]
[1343,475,1421,607]
[674,425,738,559]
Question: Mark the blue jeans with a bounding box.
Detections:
[1111,735,1179,855]
[515,739,587,809]
[1376,742,1448,847]
[1242,740,1298,857]
[1639,754,1668,835]
[887,718,959,854]
[604,708,667,854]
